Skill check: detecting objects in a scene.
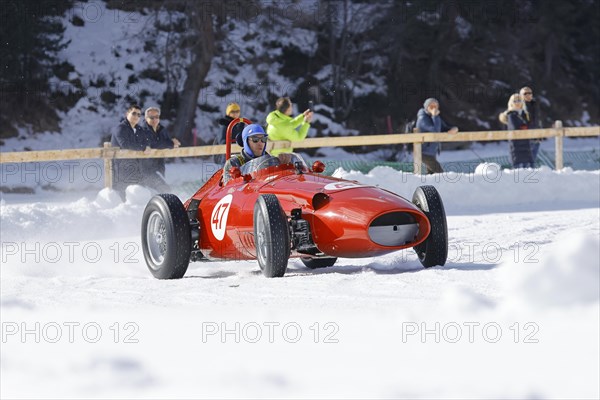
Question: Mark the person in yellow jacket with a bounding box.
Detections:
[265,97,313,155]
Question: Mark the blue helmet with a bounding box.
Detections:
[238,124,268,157]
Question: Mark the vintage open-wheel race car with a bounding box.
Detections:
[141,118,448,278]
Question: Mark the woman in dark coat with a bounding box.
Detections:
[214,102,244,164]
[217,102,244,144]
[504,94,534,168]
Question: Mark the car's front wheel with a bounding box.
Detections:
[253,194,290,277]
[412,185,448,268]
[141,194,191,279]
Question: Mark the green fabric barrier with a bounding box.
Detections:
[176,149,599,194]
[315,149,600,175]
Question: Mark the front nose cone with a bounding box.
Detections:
[368,212,419,246]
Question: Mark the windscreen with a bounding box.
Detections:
[239,153,308,175]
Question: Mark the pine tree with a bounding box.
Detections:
[0,0,73,137]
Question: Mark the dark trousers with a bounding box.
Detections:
[422,154,444,174]
[141,171,171,194]
[113,160,170,200]
[531,139,541,162]
[509,140,535,168]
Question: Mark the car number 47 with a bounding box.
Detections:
[211,194,233,241]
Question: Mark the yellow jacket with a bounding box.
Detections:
[266,110,310,155]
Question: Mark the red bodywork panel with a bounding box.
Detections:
[184,163,431,261]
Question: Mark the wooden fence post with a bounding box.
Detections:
[103,142,113,189]
[413,142,422,175]
[554,120,564,170]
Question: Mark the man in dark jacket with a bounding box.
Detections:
[520,86,542,162]
[110,104,148,198]
[142,107,180,192]
[415,98,458,174]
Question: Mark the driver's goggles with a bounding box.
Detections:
[249,136,268,143]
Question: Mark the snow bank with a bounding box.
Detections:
[94,188,122,209]
[0,191,145,242]
[500,229,600,309]
[2,165,598,243]
[124,185,152,207]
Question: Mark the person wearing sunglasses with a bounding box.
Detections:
[503,93,534,168]
[139,107,180,193]
[213,102,246,164]
[110,104,151,199]
[520,86,542,162]
[222,124,272,183]
[217,102,245,144]
[144,107,180,150]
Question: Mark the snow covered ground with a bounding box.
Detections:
[1,162,599,399]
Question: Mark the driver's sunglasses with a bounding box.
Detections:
[249,136,268,143]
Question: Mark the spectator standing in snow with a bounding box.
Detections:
[110,104,149,199]
[501,93,534,168]
[141,106,180,193]
[217,102,244,144]
[415,98,459,174]
[520,86,542,162]
[214,102,245,164]
[265,97,313,156]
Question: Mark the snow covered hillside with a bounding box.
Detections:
[1,0,341,152]
[1,163,599,399]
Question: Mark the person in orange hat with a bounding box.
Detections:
[214,102,245,163]
[217,102,243,144]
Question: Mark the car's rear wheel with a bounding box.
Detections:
[141,194,191,279]
[253,194,290,277]
[412,186,448,268]
[301,257,337,269]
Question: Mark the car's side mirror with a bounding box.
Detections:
[312,160,325,173]
[230,166,241,179]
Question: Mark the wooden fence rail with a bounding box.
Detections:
[0,122,598,189]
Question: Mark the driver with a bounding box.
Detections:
[223,124,294,183]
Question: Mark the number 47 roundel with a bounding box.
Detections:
[211,194,233,241]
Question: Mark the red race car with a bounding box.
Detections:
[141,118,448,278]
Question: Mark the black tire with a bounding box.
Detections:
[301,257,337,269]
[253,194,290,277]
[412,186,448,268]
[141,194,191,279]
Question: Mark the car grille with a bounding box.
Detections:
[368,212,419,246]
